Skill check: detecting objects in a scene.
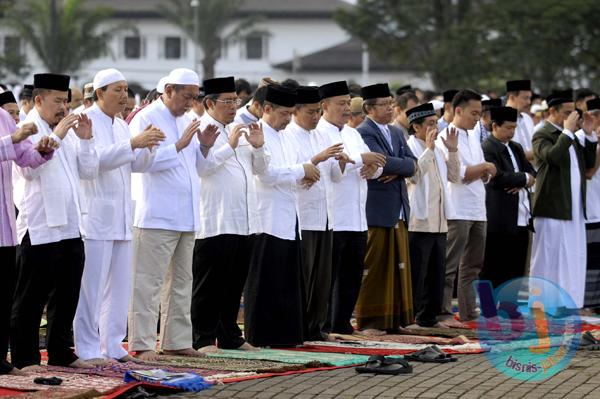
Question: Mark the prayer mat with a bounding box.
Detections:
[329,333,473,345]
[400,326,479,339]
[0,372,123,394]
[9,388,102,399]
[150,355,313,373]
[296,341,485,356]
[206,348,370,366]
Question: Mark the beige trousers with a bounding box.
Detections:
[128,228,195,351]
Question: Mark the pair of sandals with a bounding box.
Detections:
[356,346,457,375]
[580,331,600,350]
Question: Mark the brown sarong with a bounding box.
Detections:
[355,224,414,330]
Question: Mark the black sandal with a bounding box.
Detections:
[580,331,600,350]
[355,355,413,375]
[404,346,457,363]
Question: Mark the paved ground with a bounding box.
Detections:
[188,350,600,399]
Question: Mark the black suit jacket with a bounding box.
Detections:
[482,135,536,234]
[357,118,416,228]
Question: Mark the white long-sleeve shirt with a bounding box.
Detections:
[316,118,382,232]
[195,112,268,239]
[13,108,99,245]
[513,112,535,154]
[255,120,305,240]
[80,104,155,241]
[284,120,342,231]
[437,123,487,221]
[129,98,207,232]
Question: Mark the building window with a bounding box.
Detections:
[3,36,21,55]
[165,37,181,59]
[124,36,141,59]
[245,34,264,60]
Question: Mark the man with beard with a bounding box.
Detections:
[11,73,99,370]
[73,69,165,364]
[191,76,267,353]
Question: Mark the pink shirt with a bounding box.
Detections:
[0,109,52,246]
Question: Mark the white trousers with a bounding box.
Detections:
[128,228,195,352]
[74,239,132,360]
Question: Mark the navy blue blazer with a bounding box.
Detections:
[357,118,416,228]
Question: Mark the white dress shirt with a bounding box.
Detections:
[513,112,535,154]
[129,98,207,232]
[13,108,99,245]
[196,112,268,239]
[503,142,531,227]
[437,123,487,221]
[316,118,382,232]
[284,120,342,231]
[576,129,600,223]
[80,104,155,241]
[255,120,305,240]
[234,105,259,125]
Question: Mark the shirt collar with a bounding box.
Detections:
[318,117,342,132]
[155,98,177,121]
[369,117,389,132]
[88,103,115,125]
[203,111,226,130]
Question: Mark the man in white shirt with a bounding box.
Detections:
[438,90,459,132]
[244,85,320,347]
[437,89,497,325]
[11,73,98,370]
[234,85,268,125]
[73,69,165,364]
[284,86,345,341]
[128,68,219,361]
[18,85,34,122]
[316,81,385,335]
[186,86,205,121]
[191,76,267,353]
[505,80,535,162]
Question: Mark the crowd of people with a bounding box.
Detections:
[1,67,599,376]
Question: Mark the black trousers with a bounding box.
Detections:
[481,227,529,290]
[244,233,304,347]
[326,231,368,334]
[0,246,16,374]
[191,234,251,349]
[409,232,446,327]
[300,230,332,341]
[10,234,84,368]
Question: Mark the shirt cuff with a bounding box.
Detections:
[251,146,265,155]
[49,133,63,146]
[78,137,95,151]
[587,131,598,143]
[353,155,364,169]
[562,129,575,140]
[0,135,16,161]
[293,164,306,180]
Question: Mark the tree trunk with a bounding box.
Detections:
[202,55,215,80]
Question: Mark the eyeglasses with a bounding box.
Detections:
[215,98,242,106]
[373,101,394,108]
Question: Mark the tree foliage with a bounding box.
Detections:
[159,0,255,79]
[335,0,600,93]
[6,0,120,74]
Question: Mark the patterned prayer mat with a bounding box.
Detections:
[329,333,473,345]
[0,371,123,394]
[206,348,370,366]
[399,326,479,339]
[5,388,103,398]
[149,355,321,373]
[298,341,485,356]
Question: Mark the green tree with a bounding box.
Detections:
[335,0,600,93]
[160,0,254,79]
[6,0,119,74]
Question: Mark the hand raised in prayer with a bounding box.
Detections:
[361,151,386,167]
[311,142,344,165]
[564,111,579,133]
[131,124,166,150]
[34,135,59,154]
[11,123,38,143]
[378,174,398,184]
[441,126,458,152]
[425,125,438,150]
[73,114,93,140]
[53,114,79,139]
[303,163,320,182]
[176,119,202,152]
[198,124,220,148]
[228,124,245,149]
[360,163,379,179]
[245,123,264,148]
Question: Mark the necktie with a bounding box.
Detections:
[381,125,393,151]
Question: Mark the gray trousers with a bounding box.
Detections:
[441,220,486,321]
